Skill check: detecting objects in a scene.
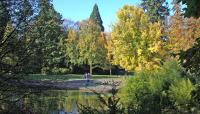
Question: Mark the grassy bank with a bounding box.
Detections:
[24,74,121,81]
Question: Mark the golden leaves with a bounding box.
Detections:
[111,5,163,72]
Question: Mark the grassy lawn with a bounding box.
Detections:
[24,74,121,81]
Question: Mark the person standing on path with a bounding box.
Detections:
[83,72,87,79]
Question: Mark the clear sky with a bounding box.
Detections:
[52,0,172,32]
[52,0,141,32]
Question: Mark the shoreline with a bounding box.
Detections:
[18,79,122,92]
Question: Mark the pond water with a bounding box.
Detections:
[20,90,100,114]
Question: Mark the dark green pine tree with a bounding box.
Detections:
[29,0,64,73]
[141,0,169,23]
[178,0,200,18]
[89,4,104,32]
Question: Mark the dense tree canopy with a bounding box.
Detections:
[62,20,107,75]
[179,38,200,82]
[167,2,200,54]
[29,0,64,73]
[61,28,80,65]
[1,1,200,113]
[111,5,164,72]
[79,20,107,74]
[0,0,39,74]
[0,0,40,108]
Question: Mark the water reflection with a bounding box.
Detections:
[22,90,99,114]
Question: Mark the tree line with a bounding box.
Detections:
[0,0,200,113]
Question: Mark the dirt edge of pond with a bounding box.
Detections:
[18,79,122,93]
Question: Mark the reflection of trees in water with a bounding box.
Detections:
[23,90,69,113]
[18,90,99,114]
[77,92,100,108]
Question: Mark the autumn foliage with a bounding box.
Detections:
[167,3,200,53]
[111,5,163,72]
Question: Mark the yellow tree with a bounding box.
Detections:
[79,20,107,75]
[111,5,163,72]
[61,28,80,64]
[105,32,114,75]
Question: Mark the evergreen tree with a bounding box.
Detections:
[141,0,169,23]
[178,0,200,18]
[30,0,64,74]
[89,4,104,32]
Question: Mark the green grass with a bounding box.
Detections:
[24,74,120,81]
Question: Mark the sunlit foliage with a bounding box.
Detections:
[111,5,164,72]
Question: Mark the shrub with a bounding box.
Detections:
[41,67,50,75]
[51,67,71,74]
[78,86,125,114]
[119,60,196,113]
[179,38,200,81]
[169,79,195,109]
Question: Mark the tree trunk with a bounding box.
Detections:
[109,63,112,76]
[90,62,92,75]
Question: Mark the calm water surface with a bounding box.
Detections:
[22,90,100,114]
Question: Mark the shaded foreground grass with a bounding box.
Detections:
[25,74,121,81]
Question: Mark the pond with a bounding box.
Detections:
[1,79,119,114]
[19,90,101,114]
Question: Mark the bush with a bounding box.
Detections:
[119,60,196,113]
[41,67,50,75]
[169,79,195,110]
[51,67,71,74]
[179,38,200,80]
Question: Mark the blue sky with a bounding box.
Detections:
[52,0,172,32]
